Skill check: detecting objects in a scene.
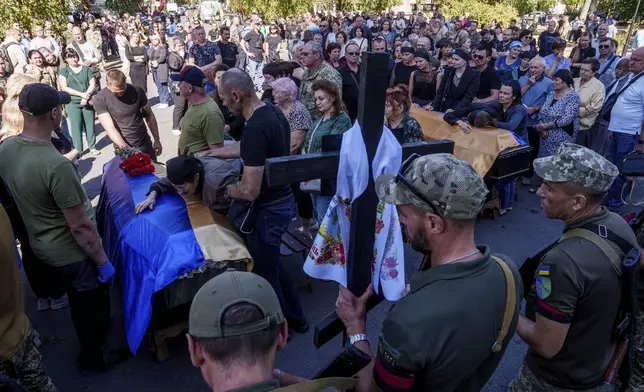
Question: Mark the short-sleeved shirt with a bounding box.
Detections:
[519,73,553,125]
[60,65,94,104]
[537,31,560,57]
[189,41,221,67]
[283,100,312,133]
[525,208,638,389]
[0,137,94,266]
[374,247,522,392]
[217,41,239,68]
[243,30,264,58]
[476,65,501,100]
[93,84,151,148]
[608,72,644,135]
[240,104,292,203]
[178,99,224,155]
[544,54,572,74]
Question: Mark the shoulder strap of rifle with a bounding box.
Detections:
[274,377,358,392]
[490,256,516,353]
[562,227,625,276]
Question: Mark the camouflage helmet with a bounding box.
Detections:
[376,153,488,220]
[533,143,618,193]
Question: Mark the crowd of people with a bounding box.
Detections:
[0,5,644,392]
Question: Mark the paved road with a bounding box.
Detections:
[25,71,564,392]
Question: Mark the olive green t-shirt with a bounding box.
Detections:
[526,207,638,389]
[178,98,224,155]
[0,137,95,266]
[374,246,522,392]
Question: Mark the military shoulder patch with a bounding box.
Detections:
[537,265,551,276]
[535,276,552,299]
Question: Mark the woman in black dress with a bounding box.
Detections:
[125,32,149,93]
[390,45,418,86]
[408,49,437,108]
[428,48,480,113]
[264,24,283,63]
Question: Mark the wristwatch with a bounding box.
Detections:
[348,333,368,346]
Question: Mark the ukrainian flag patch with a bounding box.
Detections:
[538,265,550,276]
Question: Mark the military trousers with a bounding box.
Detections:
[0,327,58,392]
[626,311,644,391]
[508,362,608,392]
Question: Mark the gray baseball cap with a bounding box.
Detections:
[534,143,618,193]
[376,153,488,220]
[189,270,284,338]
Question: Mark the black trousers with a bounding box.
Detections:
[54,259,111,367]
[526,126,540,178]
[172,93,188,130]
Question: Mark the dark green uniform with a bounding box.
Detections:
[373,247,522,391]
[517,208,638,391]
[630,227,644,391]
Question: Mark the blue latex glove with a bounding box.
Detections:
[97,261,115,284]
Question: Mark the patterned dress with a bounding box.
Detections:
[538,89,580,157]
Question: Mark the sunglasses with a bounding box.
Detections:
[599,45,611,48]
[472,54,486,60]
[396,154,440,216]
[346,51,360,56]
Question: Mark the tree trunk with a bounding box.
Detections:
[579,0,592,22]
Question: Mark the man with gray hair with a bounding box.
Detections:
[519,55,553,188]
[299,41,342,118]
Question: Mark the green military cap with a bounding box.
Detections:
[534,143,618,193]
[189,270,284,339]
[376,153,488,220]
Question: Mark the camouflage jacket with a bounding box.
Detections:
[299,61,342,119]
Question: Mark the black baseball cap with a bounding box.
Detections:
[169,65,205,87]
[19,83,71,116]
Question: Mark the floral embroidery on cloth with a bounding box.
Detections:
[303,122,406,301]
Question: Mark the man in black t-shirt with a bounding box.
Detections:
[472,45,501,103]
[197,69,308,335]
[94,69,163,160]
[537,20,560,57]
[217,26,239,68]
[242,22,265,92]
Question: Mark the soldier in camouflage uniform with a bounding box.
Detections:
[298,41,343,119]
[85,21,103,56]
[510,143,638,392]
[0,205,57,391]
[335,154,523,392]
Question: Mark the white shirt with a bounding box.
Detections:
[609,72,644,135]
[30,36,59,55]
[607,25,618,38]
[73,41,101,63]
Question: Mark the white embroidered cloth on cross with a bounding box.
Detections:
[303,122,406,301]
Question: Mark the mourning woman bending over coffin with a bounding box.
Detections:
[135,155,241,215]
[442,80,528,215]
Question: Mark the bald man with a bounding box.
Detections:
[197,69,308,335]
[71,26,102,69]
[606,48,644,212]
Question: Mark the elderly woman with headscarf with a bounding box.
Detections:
[426,48,480,113]
[495,41,522,83]
[535,69,580,158]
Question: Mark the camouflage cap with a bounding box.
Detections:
[533,143,618,193]
[376,153,488,219]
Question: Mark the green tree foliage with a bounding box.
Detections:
[440,0,518,25]
[599,0,640,20]
[0,0,80,34]
[514,0,557,16]
[230,0,312,19]
[106,0,142,15]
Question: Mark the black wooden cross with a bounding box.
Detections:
[265,52,455,349]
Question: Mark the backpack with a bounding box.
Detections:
[0,42,18,75]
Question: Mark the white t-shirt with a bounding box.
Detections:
[72,41,101,63]
[609,72,644,135]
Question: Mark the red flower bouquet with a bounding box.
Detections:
[116,148,155,177]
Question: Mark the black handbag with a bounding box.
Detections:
[620,152,644,177]
[226,198,258,235]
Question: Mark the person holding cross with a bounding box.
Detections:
[335,153,522,392]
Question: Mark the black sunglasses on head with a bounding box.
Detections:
[395,153,441,216]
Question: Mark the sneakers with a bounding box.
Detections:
[172,129,181,136]
[157,103,169,109]
[37,298,50,311]
[89,148,101,156]
[50,294,69,310]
